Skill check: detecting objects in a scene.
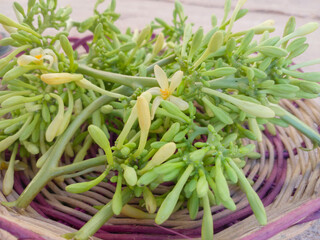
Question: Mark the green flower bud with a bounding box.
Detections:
[155,164,194,224]
[45,93,64,142]
[257,80,274,88]
[136,25,151,47]
[56,91,74,136]
[0,115,32,152]
[257,46,288,58]
[201,194,213,240]
[187,190,199,220]
[246,152,262,159]
[286,37,306,52]
[160,167,181,182]
[150,118,163,131]
[74,98,83,116]
[152,32,164,56]
[160,100,190,123]
[277,22,319,46]
[189,148,208,163]
[121,204,155,219]
[202,67,237,78]
[282,17,296,47]
[60,35,75,69]
[252,68,267,79]
[2,144,18,195]
[188,27,203,62]
[78,16,98,33]
[88,125,113,166]
[122,164,137,186]
[150,141,166,149]
[248,118,262,142]
[137,170,158,187]
[236,29,255,54]
[10,32,30,44]
[228,158,267,225]
[93,23,103,43]
[197,171,209,198]
[202,88,275,118]
[0,14,40,37]
[143,187,157,214]
[112,173,123,215]
[184,178,197,198]
[226,37,236,54]
[224,160,238,184]
[139,142,176,174]
[266,122,276,136]
[202,96,233,125]
[215,157,232,204]
[290,80,320,94]
[4,122,21,134]
[19,113,40,141]
[22,140,39,155]
[207,30,224,54]
[3,66,37,83]
[221,132,238,147]
[161,122,180,142]
[66,168,110,194]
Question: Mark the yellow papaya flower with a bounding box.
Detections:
[148,65,188,119]
[17,47,58,70]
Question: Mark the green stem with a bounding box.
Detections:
[53,155,106,177]
[3,86,132,208]
[289,58,320,70]
[271,104,320,145]
[76,64,157,89]
[68,188,133,240]
[146,54,176,74]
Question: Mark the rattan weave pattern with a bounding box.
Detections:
[0,38,319,240]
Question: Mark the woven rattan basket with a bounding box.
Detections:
[0,38,320,240]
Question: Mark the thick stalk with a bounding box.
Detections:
[53,155,107,177]
[271,104,320,145]
[77,64,157,88]
[69,188,133,240]
[146,54,176,74]
[2,86,131,208]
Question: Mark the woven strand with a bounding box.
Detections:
[0,37,319,240]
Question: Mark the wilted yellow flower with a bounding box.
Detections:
[17,47,58,70]
[148,65,188,119]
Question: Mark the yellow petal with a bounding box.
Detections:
[154,65,168,90]
[147,87,161,96]
[42,55,54,68]
[168,95,189,111]
[140,91,152,102]
[151,96,162,120]
[30,47,44,57]
[169,70,183,93]
[137,96,151,131]
[43,49,58,66]
[17,55,39,66]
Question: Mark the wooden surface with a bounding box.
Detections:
[0,1,319,239]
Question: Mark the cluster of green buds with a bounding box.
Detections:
[1,0,320,240]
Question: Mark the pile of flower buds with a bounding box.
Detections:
[0,0,320,239]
